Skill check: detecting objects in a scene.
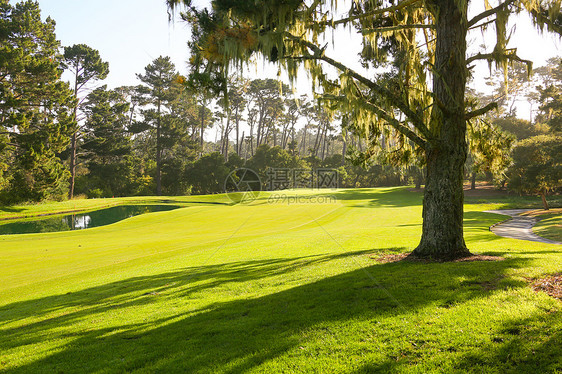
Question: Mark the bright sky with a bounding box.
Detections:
[36,0,193,88]
[35,0,562,120]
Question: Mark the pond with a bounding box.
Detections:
[0,205,181,235]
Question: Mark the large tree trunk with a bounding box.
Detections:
[412,0,471,260]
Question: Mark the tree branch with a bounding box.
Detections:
[468,18,496,31]
[467,0,517,28]
[368,105,427,149]
[465,102,498,120]
[285,33,433,142]
[326,94,427,149]
[466,51,533,67]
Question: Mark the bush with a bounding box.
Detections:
[186,153,231,194]
[87,188,105,199]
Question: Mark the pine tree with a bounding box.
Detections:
[63,44,109,199]
[81,86,132,197]
[0,0,75,203]
[133,56,181,195]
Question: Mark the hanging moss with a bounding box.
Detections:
[166,0,562,153]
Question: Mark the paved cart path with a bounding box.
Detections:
[484,209,561,245]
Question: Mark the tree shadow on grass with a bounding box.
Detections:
[327,188,423,208]
[350,311,562,374]
[0,206,25,213]
[454,311,562,373]
[1,252,374,325]
[1,251,535,373]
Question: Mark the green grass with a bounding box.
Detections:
[533,212,562,243]
[1,188,561,373]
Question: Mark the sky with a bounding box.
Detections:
[35,0,562,120]
[36,0,193,88]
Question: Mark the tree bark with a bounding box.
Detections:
[412,0,471,260]
[540,190,549,210]
[470,172,476,190]
[415,168,423,189]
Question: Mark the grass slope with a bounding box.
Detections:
[0,188,561,373]
[533,211,562,243]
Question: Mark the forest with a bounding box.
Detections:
[0,0,560,205]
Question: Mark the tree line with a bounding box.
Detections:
[0,0,560,212]
[0,0,413,203]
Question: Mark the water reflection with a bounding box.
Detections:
[0,205,180,235]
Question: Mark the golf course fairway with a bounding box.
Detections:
[1,188,561,373]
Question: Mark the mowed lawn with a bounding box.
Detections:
[0,188,561,373]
